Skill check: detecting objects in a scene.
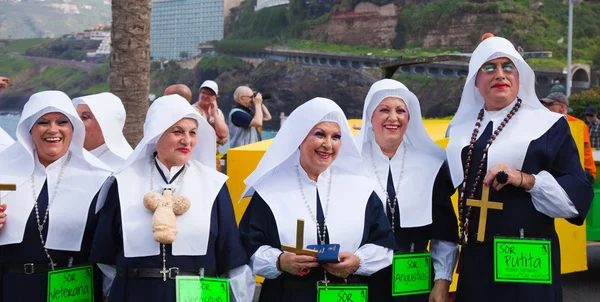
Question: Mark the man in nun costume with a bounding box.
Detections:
[239,97,395,302]
[90,95,255,301]
[0,90,112,301]
[356,79,458,302]
[446,35,593,301]
[72,92,133,171]
[0,128,13,152]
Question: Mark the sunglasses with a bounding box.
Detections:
[480,62,517,74]
[586,114,595,117]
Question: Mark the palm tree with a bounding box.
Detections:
[110,0,152,145]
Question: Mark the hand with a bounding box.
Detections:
[323,252,360,278]
[0,204,7,229]
[0,77,9,89]
[279,252,319,276]
[484,163,525,191]
[429,279,450,302]
[253,93,263,105]
[103,297,109,302]
[352,124,362,130]
[209,99,219,116]
[217,137,228,146]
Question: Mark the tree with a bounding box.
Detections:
[110,0,152,145]
[179,51,189,60]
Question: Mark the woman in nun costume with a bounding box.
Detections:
[446,35,592,302]
[239,98,395,302]
[355,79,458,302]
[0,128,13,152]
[0,91,112,301]
[90,95,254,302]
[72,92,133,171]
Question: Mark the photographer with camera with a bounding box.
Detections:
[228,85,272,148]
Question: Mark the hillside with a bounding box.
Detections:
[0,0,111,39]
[226,0,600,68]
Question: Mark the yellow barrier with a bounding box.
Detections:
[226,118,589,289]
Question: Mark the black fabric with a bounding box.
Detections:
[455,118,593,302]
[0,180,103,302]
[240,191,394,302]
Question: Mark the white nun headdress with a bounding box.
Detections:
[0,90,111,250]
[111,94,227,257]
[72,92,133,161]
[356,79,445,227]
[446,36,561,187]
[0,127,14,151]
[242,97,363,199]
[242,97,377,254]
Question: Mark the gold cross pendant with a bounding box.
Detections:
[466,185,504,242]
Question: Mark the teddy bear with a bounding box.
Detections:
[143,189,191,244]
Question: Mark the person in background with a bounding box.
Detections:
[163,84,192,103]
[0,76,14,151]
[585,106,600,149]
[192,80,228,146]
[540,92,596,181]
[228,86,272,148]
[73,92,133,171]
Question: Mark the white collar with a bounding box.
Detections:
[116,157,227,257]
[361,140,442,227]
[155,156,185,184]
[253,158,375,253]
[90,144,109,158]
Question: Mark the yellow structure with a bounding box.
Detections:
[226,118,588,290]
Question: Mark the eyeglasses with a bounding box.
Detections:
[586,114,595,117]
[241,95,253,99]
[480,62,517,74]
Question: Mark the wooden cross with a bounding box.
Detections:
[0,184,16,191]
[281,219,318,257]
[466,185,504,242]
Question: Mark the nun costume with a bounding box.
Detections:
[89,95,255,302]
[356,79,459,301]
[239,98,395,302]
[0,91,112,301]
[446,36,593,302]
[72,92,133,171]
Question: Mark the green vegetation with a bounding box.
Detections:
[570,88,600,120]
[0,57,34,75]
[197,55,248,70]
[0,38,47,54]
[211,39,270,53]
[277,40,461,58]
[25,39,101,61]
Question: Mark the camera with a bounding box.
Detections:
[253,92,272,100]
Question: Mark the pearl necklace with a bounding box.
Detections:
[295,165,332,245]
[31,152,72,269]
[369,140,406,232]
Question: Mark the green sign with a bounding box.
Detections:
[494,238,552,284]
[47,265,94,302]
[176,276,230,302]
[317,285,367,302]
[392,252,431,296]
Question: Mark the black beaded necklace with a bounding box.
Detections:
[458,98,522,246]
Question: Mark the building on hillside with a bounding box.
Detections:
[254,0,289,11]
[87,35,111,58]
[151,0,224,61]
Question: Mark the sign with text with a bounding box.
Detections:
[392,252,431,296]
[317,285,368,302]
[47,265,94,302]
[494,238,552,284]
[176,276,230,302]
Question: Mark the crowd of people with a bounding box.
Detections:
[0,34,594,302]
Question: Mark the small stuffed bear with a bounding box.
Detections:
[143,189,191,244]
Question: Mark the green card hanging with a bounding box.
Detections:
[317,284,368,302]
[47,265,94,302]
[392,252,432,296]
[494,236,552,284]
[176,276,230,302]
